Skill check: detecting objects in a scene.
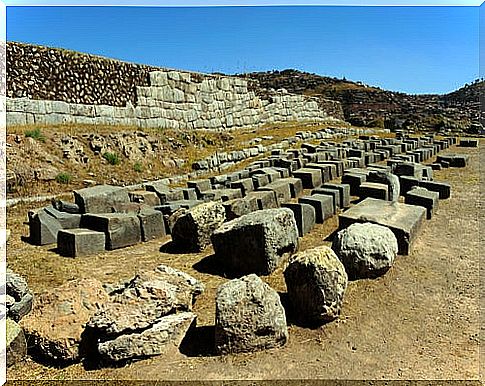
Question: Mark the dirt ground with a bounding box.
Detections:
[5,140,482,382]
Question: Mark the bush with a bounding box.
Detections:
[103,152,120,165]
[133,162,143,173]
[55,172,72,184]
[24,128,46,142]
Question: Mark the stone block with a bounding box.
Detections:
[44,206,82,229]
[250,167,281,183]
[28,208,62,246]
[404,187,439,219]
[419,180,451,199]
[458,139,478,147]
[211,208,299,276]
[311,188,339,213]
[292,168,323,189]
[358,182,389,201]
[251,173,271,188]
[393,162,424,179]
[399,175,421,195]
[298,194,333,223]
[223,197,259,221]
[322,183,351,208]
[57,228,106,257]
[305,163,332,183]
[171,201,226,252]
[281,203,316,236]
[259,180,292,205]
[187,179,212,196]
[129,190,161,206]
[285,177,304,198]
[342,173,366,196]
[74,185,130,214]
[145,181,184,203]
[81,213,142,250]
[338,198,426,255]
[246,191,279,210]
[138,207,166,241]
[437,154,469,168]
[229,178,254,196]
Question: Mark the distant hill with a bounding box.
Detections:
[239,70,481,132]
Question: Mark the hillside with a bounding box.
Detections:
[240,70,481,132]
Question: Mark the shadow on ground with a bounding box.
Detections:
[179,325,218,357]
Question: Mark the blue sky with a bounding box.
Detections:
[6,5,479,94]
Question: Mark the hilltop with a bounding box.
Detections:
[239,70,481,132]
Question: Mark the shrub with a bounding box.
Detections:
[103,152,120,165]
[55,172,72,185]
[24,128,46,142]
[133,162,143,173]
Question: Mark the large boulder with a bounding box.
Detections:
[171,201,226,252]
[87,265,204,362]
[332,222,398,279]
[215,274,288,354]
[211,208,299,276]
[6,318,27,367]
[284,246,348,325]
[20,278,109,363]
[6,269,33,322]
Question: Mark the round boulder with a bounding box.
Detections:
[332,222,398,280]
[215,274,288,354]
[284,246,348,325]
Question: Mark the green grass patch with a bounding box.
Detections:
[55,172,73,184]
[133,162,143,173]
[24,128,46,142]
[103,152,121,166]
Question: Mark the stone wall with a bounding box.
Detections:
[7,41,160,106]
[6,42,344,130]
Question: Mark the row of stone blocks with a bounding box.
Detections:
[27,134,457,259]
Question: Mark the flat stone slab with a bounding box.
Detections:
[57,228,106,257]
[338,198,426,255]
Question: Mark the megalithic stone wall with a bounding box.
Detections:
[6,42,344,130]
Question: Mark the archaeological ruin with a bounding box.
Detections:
[3,41,482,381]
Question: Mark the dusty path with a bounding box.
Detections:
[6,142,481,382]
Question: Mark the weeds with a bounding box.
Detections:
[55,172,72,184]
[133,162,143,173]
[24,128,46,142]
[103,152,121,166]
